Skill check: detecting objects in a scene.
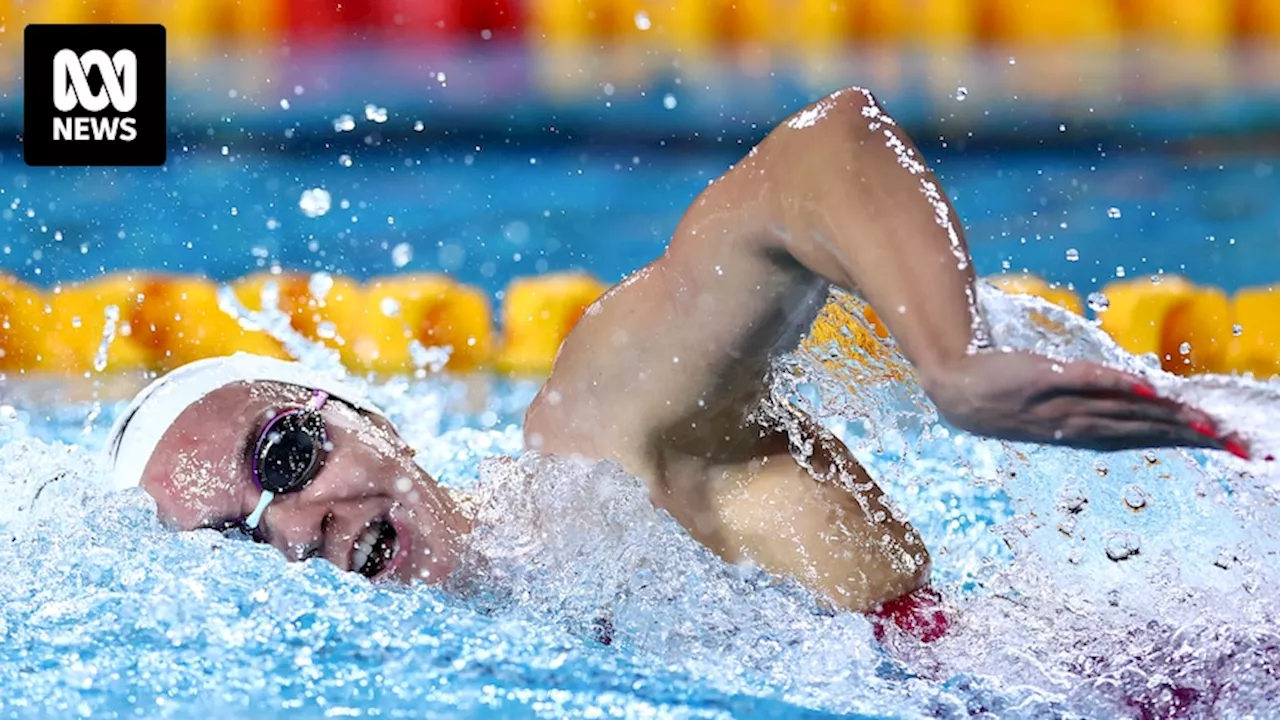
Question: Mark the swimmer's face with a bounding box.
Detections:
[133,381,471,585]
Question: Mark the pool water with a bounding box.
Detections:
[5,284,1280,718]
[5,137,1280,718]
[2,144,1278,298]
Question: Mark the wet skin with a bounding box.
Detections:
[136,87,1241,615]
[524,87,1244,612]
[137,380,471,584]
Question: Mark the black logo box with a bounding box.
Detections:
[24,24,166,167]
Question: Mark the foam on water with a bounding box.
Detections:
[3,287,1280,718]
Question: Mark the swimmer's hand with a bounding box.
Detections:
[926,350,1249,459]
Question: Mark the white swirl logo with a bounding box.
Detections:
[52,49,137,113]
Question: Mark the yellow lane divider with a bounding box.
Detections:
[0,270,1275,379]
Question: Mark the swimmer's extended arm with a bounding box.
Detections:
[751,88,1244,457]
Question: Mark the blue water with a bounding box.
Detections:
[5,287,1280,718]
[5,93,1280,717]
[1,145,1278,299]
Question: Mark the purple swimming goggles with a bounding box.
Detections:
[244,390,330,530]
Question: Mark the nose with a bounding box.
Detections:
[258,492,331,562]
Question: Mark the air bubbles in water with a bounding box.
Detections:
[392,242,413,268]
[298,188,332,218]
[1115,265,1126,278]
[1087,292,1110,313]
[333,114,356,132]
[1122,484,1149,511]
[663,94,678,110]
[379,297,401,318]
[413,120,425,132]
[364,104,389,124]
[1065,248,1080,262]
[279,98,290,110]
[955,86,968,102]
[338,154,353,168]
[1233,323,1243,337]
[1107,207,1122,219]
[1104,531,1141,561]
[1179,342,1192,355]
[634,10,651,30]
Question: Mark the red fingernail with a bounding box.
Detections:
[1190,421,1217,439]
[1224,439,1251,461]
[1132,383,1158,399]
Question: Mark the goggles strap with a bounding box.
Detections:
[245,490,274,530]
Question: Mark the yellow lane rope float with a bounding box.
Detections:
[0,270,1276,379]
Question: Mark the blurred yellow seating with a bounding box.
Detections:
[497,272,607,375]
[527,0,594,45]
[0,274,50,374]
[987,273,1084,315]
[916,0,975,46]
[1119,0,1233,47]
[1097,276,1232,375]
[982,0,1120,44]
[1224,286,1280,378]
[719,0,774,46]
[1238,0,1280,41]
[40,0,146,23]
[43,274,152,374]
[363,275,494,374]
[165,0,283,56]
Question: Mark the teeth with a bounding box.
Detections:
[351,525,380,573]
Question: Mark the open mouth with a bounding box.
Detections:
[351,519,399,579]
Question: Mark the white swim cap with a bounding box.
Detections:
[105,353,386,492]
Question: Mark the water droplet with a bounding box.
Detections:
[663,94,678,110]
[1104,531,1141,561]
[413,120,424,132]
[333,114,356,132]
[379,297,401,317]
[391,242,413,268]
[1094,460,1109,477]
[1087,292,1109,312]
[308,272,334,301]
[1059,123,1067,132]
[1123,484,1149,510]
[1115,266,1126,278]
[1008,56,1017,65]
[315,321,337,340]
[1107,206,1122,219]
[634,10,651,30]
[279,98,290,110]
[266,217,280,231]
[1178,341,1192,355]
[298,188,332,218]
[1233,323,1243,336]
[338,154,353,167]
[955,86,968,101]
[1065,248,1079,262]
[364,104,388,123]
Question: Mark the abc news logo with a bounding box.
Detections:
[25,25,166,166]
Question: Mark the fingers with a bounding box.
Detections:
[1059,361,1154,396]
